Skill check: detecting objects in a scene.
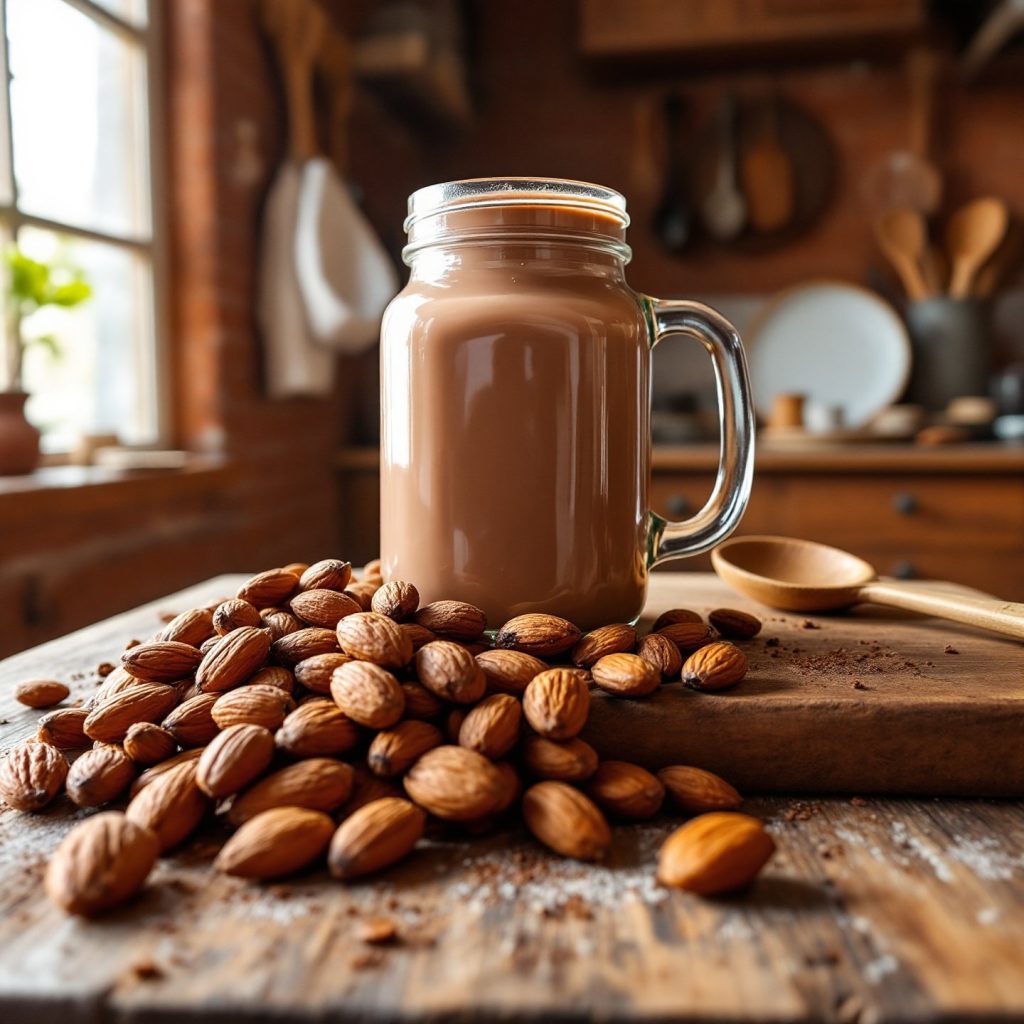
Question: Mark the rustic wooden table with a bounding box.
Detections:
[1,574,1022,1023]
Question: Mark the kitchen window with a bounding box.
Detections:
[0,0,166,451]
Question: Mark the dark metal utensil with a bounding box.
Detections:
[652,93,692,252]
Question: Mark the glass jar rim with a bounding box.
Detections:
[402,177,632,264]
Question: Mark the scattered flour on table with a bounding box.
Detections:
[889,822,954,883]
[863,954,899,984]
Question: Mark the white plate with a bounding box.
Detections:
[748,281,911,428]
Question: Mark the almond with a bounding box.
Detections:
[657,812,775,894]
[125,759,208,851]
[682,642,748,691]
[329,797,425,880]
[370,580,420,621]
[271,627,341,667]
[15,679,70,709]
[521,735,598,782]
[236,568,300,607]
[290,588,362,629]
[212,598,262,635]
[247,665,296,694]
[159,607,215,646]
[708,608,763,640]
[84,683,180,744]
[399,622,436,652]
[636,632,683,680]
[90,667,145,708]
[196,723,275,799]
[0,740,68,811]
[215,807,335,880]
[475,649,546,695]
[491,760,522,814]
[37,708,90,750]
[227,758,353,826]
[522,781,610,861]
[444,707,467,742]
[399,681,443,720]
[197,626,272,692]
[299,558,353,592]
[522,669,590,740]
[652,608,704,631]
[276,699,361,758]
[122,641,203,683]
[415,641,486,704]
[656,621,712,653]
[211,684,295,730]
[45,811,159,916]
[658,765,743,814]
[340,765,403,818]
[344,583,377,611]
[403,745,506,821]
[66,744,135,807]
[336,612,412,669]
[571,624,637,668]
[591,653,661,698]
[414,600,487,641]
[458,694,521,759]
[495,613,580,657]
[362,558,383,583]
[586,760,664,819]
[162,692,220,747]
[130,747,203,797]
[367,720,443,777]
[293,652,353,694]
[123,722,177,765]
[260,608,303,641]
[330,661,405,729]
[283,561,310,577]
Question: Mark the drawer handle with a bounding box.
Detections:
[892,492,918,516]
[891,560,917,580]
[666,494,691,518]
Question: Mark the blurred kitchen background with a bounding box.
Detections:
[1,0,1023,657]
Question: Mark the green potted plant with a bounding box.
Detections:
[1,245,91,474]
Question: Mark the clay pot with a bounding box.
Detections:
[0,391,41,475]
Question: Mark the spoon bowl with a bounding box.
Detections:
[946,197,1009,299]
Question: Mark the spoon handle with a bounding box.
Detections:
[857,581,1024,641]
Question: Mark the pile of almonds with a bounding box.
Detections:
[0,558,776,918]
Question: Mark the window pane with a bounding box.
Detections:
[7,0,150,239]
[18,227,157,450]
[91,0,148,27]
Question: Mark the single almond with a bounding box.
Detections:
[330,661,405,729]
[414,600,487,640]
[444,707,467,743]
[290,588,362,629]
[415,640,486,704]
[367,720,443,777]
[215,807,335,880]
[197,626,272,692]
[89,667,145,708]
[708,607,762,640]
[37,708,90,750]
[212,598,262,635]
[636,632,683,680]
[403,745,507,821]
[16,679,70,709]
[236,568,300,607]
[46,811,159,916]
[458,694,522,759]
[682,642,748,691]
[571,624,637,668]
[399,622,436,652]
[227,758,354,827]
[656,621,713,653]
[276,699,361,758]
[586,760,664,819]
[652,608,704,631]
[247,666,296,694]
[336,612,413,669]
[399,681,443,720]
[0,740,68,811]
[299,558,353,593]
[196,723,275,799]
[522,781,610,861]
[271,627,342,668]
[283,561,309,577]
[84,683,180,744]
[340,765,403,818]
[125,760,209,851]
[343,583,377,611]
[657,812,775,895]
[130,747,204,798]
[475,649,547,695]
[260,607,303,641]
[329,797,425,880]
[211,684,295,731]
[495,613,581,657]
[122,641,203,683]
[370,580,420,621]
[658,765,743,814]
[522,669,590,740]
[162,692,220,747]
[293,652,353,694]
[159,607,215,646]
[123,722,177,765]
[591,653,661,698]
[521,735,599,782]
[66,744,136,808]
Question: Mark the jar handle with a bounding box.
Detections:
[645,298,755,567]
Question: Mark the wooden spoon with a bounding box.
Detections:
[711,535,1024,640]
[946,197,1009,299]
[874,208,932,300]
[740,94,795,233]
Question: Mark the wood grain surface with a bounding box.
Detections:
[1,574,1022,1023]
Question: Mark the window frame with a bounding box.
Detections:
[0,0,170,448]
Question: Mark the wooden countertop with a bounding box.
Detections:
[337,443,1024,474]
[1,574,1023,1022]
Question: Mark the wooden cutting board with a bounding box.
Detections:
[586,574,1023,798]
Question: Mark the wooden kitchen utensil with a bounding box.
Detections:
[700,92,746,241]
[652,93,692,251]
[740,94,794,233]
[874,208,932,300]
[946,197,1009,299]
[712,535,1024,640]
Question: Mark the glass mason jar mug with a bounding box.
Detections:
[380,178,754,630]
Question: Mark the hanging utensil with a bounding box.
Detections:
[652,93,692,252]
[740,93,795,233]
[701,92,746,241]
[946,197,1009,299]
[874,208,932,300]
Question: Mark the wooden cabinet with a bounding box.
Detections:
[337,445,1024,600]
